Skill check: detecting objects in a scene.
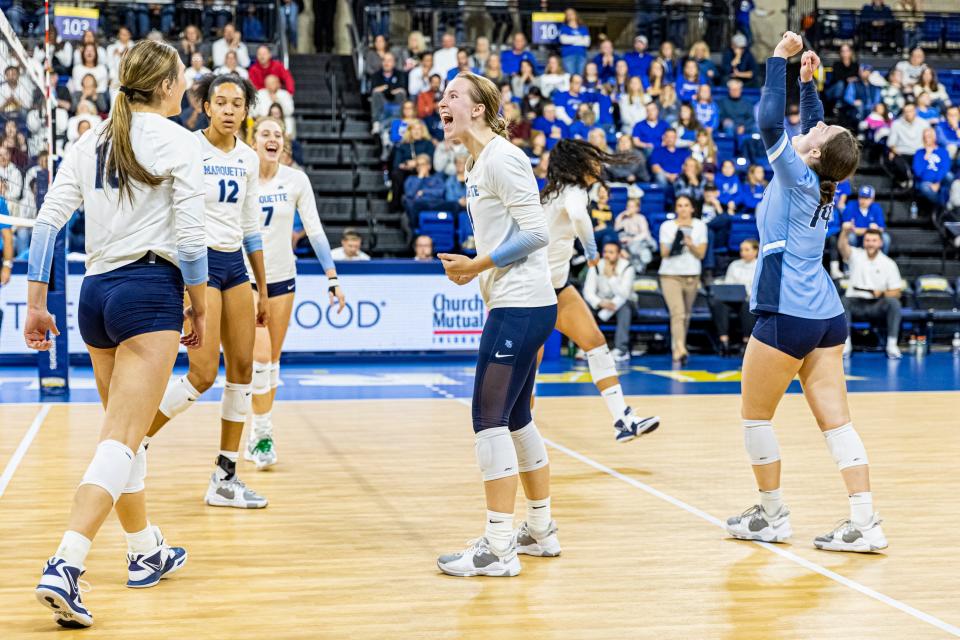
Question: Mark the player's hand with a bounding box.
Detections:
[447,272,477,286]
[328,285,346,313]
[181,307,205,349]
[24,307,58,351]
[800,50,821,82]
[256,291,270,327]
[773,31,804,59]
[438,252,477,277]
[0,265,10,286]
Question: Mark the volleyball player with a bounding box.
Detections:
[540,139,660,442]
[27,41,206,627]
[245,117,345,469]
[145,73,271,508]
[435,73,559,577]
[724,34,887,552]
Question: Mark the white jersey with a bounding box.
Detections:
[465,135,556,309]
[35,113,205,277]
[195,130,261,252]
[543,185,597,289]
[254,164,326,283]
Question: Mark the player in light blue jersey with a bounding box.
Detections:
[725,33,888,553]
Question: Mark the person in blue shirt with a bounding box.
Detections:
[631,102,669,155]
[624,35,654,79]
[936,105,960,165]
[715,160,743,211]
[842,64,881,124]
[591,39,620,85]
[445,49,480,83]
[913,128,951,212]
[720,34,758,85]
[649,129,691,188]
[723,34,887,554]
[567,103,597,140]
[915,91,941,126]
[402,153,447,230]
[736,1,756,45]
[551,74,598,124]
[677,59,704,103]
[694,84,720,131]
[742,164,767,212]
[532,102,570,150]
[500,32,537,77]
[689,41,717,85]
[842,184,890,249]
[559,8,590,75]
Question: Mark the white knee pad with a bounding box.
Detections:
[252,361,271,395]
[221,381,252,422]
[586,345,617,384]
[122,441,148,494]
[743,419,781,466]
[269,362,280,389]
[510,422,549,472]
[158,376,201,419]
[824,422,868,470]
[475,427,519,481]
[80,440,135,503]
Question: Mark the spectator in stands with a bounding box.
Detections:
[444,154,468,209]
[689,41,717,85]
[496,102,527,147]
[215,50,250,79]
[539,55,570,98]
[0,146,22,202]
[483,54,506,86]
[71,30,107,68]
[676,105,701,149]
[364,34,390,82]
[632,102,667,155]
[185,52,212,90]
[431,33,459,80]
[407,52,434,98]
[392,120,434,209]
[178,24,209,67]
[584,241,636,360]
[863,101,893,152]
[693,84,720,132]
[281,0,299,49]
[658,195,707,364]
[649,129,690,189]
[607,135,650,185]
[742,164,766,212]
[843,63,882,124]
[205,2,237,37]
[913,128,951,214]
[886,103,930,187]
[657,40,679,82]
[72,74,108,115]
[105,26,135,76]
[416,73,442,120]
[618,76,647,135]
[608,59,630,99]
[914,67,951,109]
[559,8,590,75]
[332,229,371,261]
[677,60,702,103]
[615,197,655,271]
[1,66,35,114]
[715,160,742,213]
[843,185,891,249]
[413,234,435,261]
[386,100,416,145]
[643,60,667,103]
[659,83,680,125]
[582,62,602,92]
[241,3,266,42]
[674,156,705,206]
[915,91,942,126]
[625,35,654,80]
[521,85,545,120]
[720,33,757,85]
[937,105,960,161]
[838,223,902,358]
[178,84,209,131]
[250,45,295,94]
[590,184,618,247]
[859,0,896,51]
[434,137,466,176]
[370,52,408,133]
[532,102,569,151]
[719,78,756,137]
[690,128,718,170]
[402,153,446,229]
[445,49,478,83]
[895,47,925,90]
[510,59,538,101]
[525,130,548,167]
[469,36,492,71]
[881,68,906,116]
[588,127,610,153]
[71,43,109,94]
[254,74,296,135]
[394,31,427,73]
[592,38,620,85]
[212,23,250,68]
[501,31,536,77]
[826,44,858,109]
[709,238,758,355]
[569,103,596,140]
[1,120,28,170]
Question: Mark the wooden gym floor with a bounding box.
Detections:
[0,392,958,639]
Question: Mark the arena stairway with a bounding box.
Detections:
[292,54,407,255]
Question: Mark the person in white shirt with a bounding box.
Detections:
[894,47,925,90]
[214,50,250,80]
[148,72,271,510]
[0,146,23,201]
[245,117,345,468]
[407,51,434,97]
[584,241,637,358]
[0,65,37,112]
[838,223,903,359]
[541,139,659,438]
[435,72,558,579]
[184,52,212,90]
[105,27,135,76]
[26,40,207,629]
[71,43,110,94]
[708,238,758,355]
[253,74,295,136]
[413,233,434,260]
[658,195,708,363]
[330,228,371,260]
[431,32,459,80]
[212,22,251,69]
[885,102,931,186]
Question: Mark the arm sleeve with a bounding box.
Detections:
[27,144,84,282]
[799,78,825,134]
[567,189,598,261]
[241,153,263,255]
[758,57,787,150]
[294,171,335,273]
[169,134,208,285]
[488,149,549,268]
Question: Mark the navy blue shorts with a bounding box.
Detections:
[252,278,296,297]
[207,248,248,291]
[752,312,848,360]
[78,254,184,349]
[472,304,558,433]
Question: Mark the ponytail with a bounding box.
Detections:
[491,115,508,139]
[814,128,860,207]
[818,179,837,207]
[104,91,165,203]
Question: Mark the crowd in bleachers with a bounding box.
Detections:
[362,3,960,359]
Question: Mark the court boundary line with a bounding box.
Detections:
[453,398,960,637]
[0,404,51,499]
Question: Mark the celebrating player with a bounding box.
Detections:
[27,40,206,627]
[724,34,888,552]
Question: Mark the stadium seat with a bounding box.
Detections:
[947,16,960,50]
[633,276,670,323]
[418,211,455,252]
[727,215,759,252]
[919,16,944,51]
[457,212,476,255]
[639,184,666,213]
[646,211,676,242]
[714,133,736,162]
[608,186,629,215]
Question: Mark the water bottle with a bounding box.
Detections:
[909,201,918,220]
[908,334,917,355]
[952,332,960,355]
[917,335,927,358]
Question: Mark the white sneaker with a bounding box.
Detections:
[437,537,521,577]
[244,429,277,470]
[725,504,793,543]
[886,345,902,360]
[611,348,630,363]
[204,473,268,509]
[814,514,888,552]
[514,520,561,557]
[36,557,93,628]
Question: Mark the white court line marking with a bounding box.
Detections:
[453,397,960,637]
[0,404,52,499]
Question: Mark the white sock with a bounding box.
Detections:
[215,450,239,481]
[844,337,852,352]
[56,530,92,567]
[252,412,272,437]
[849,491,874,527]
[600,385,629,421]
[886,337,899,350]
[760,488,783,517]
[125,523,158,554]
[142,435,152,449]
[526,497,551,534]
[484,510,514,556]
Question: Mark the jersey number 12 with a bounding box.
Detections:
[218,179,240,203]
[809,203,834,229]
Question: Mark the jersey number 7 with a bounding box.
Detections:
[809,203,834,230]
[262,206,274,226]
